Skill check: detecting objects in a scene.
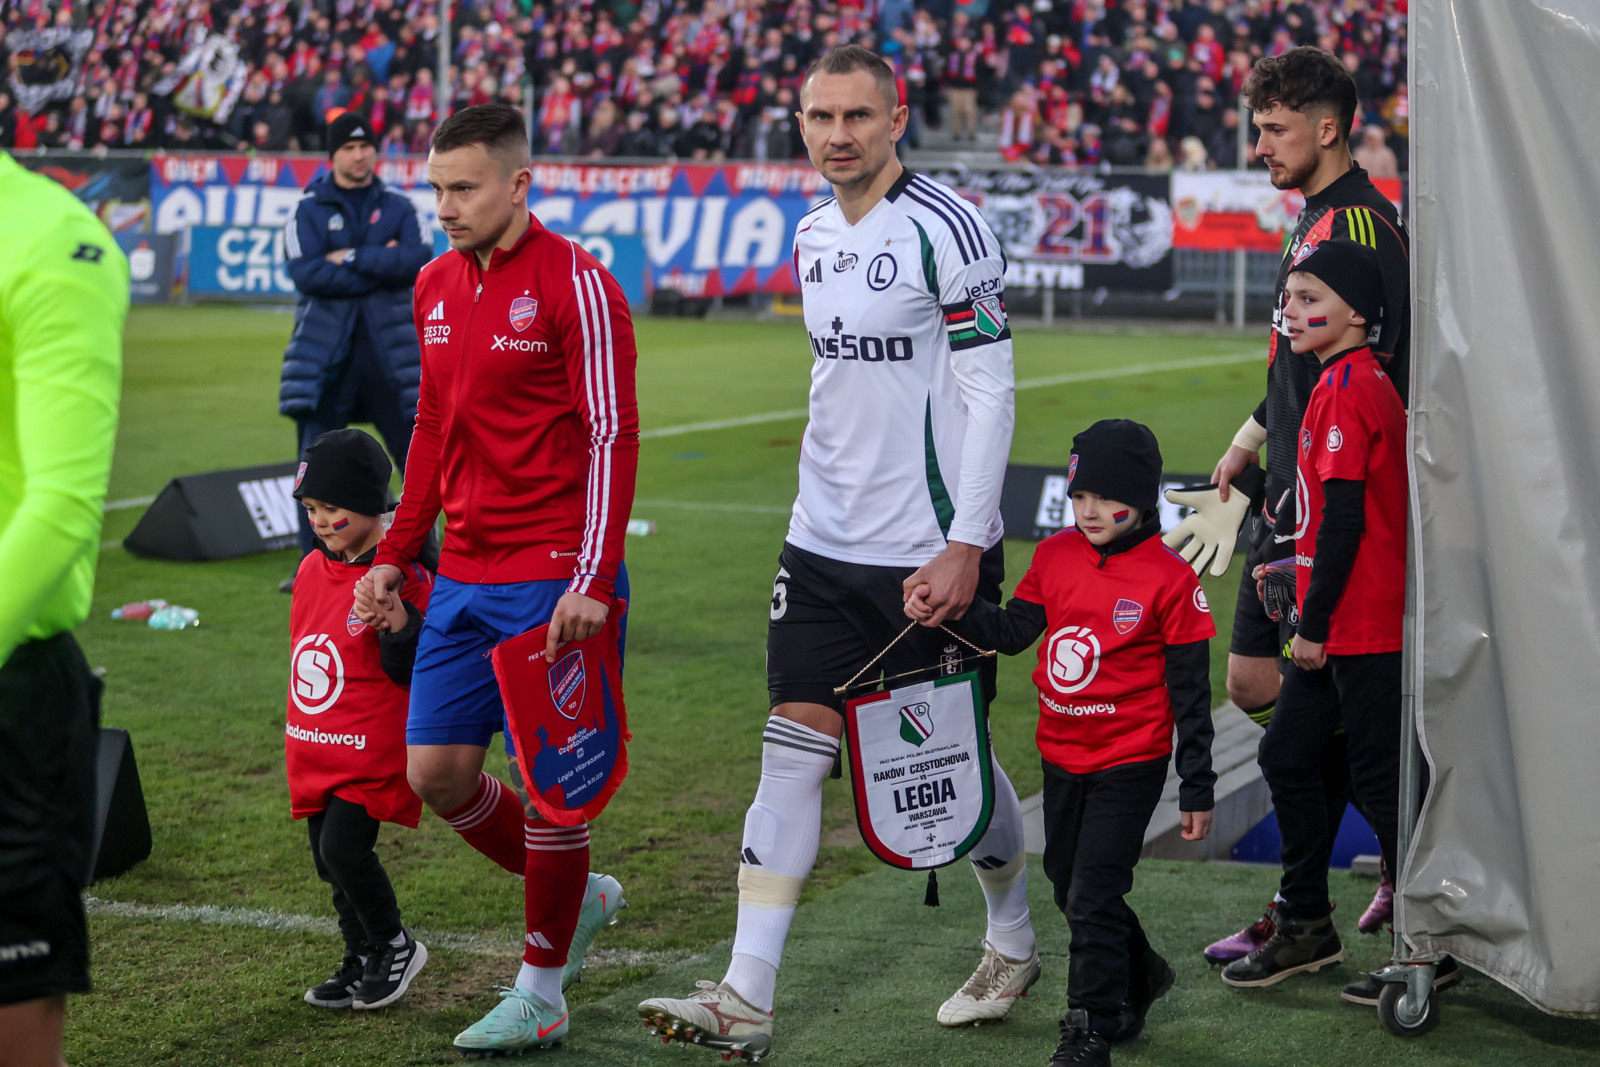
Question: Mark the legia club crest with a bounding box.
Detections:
[899,701,934,746]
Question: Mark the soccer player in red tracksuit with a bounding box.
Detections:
[1218,239,1437,998]
[356,103,638,1056]
[912,419,1217,1067]
[287,429,432,1012]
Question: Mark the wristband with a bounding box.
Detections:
[1231,415,1267,453]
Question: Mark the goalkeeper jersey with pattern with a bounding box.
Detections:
[785,169,1015,567]
[0,153,127,666]
[1255,163,1408,555]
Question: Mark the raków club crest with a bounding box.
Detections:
[549,648,586,720]
[509,294,538,332]
[1112,598,1144,635]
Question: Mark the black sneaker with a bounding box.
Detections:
[1110,956,1175,1044]
[304,953,365,1008]
[1220,911,1344,988]
[1341,956,1462,1006]
[352,930,428,1010]
[279,576,295,593]
[1049,1010,1112,1066]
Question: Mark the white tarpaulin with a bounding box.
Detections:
[1407,0,1600,1016]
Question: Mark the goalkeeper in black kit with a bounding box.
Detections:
[1158,47,1412,971]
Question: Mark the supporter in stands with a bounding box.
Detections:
[1351,120,1398,178]
[2,0,1409,169]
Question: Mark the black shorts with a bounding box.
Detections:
[766,541,1004,714]
[0,633,99,1005]
[1228,563,1283,659]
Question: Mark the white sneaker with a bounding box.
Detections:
[637,980,774,1062]
[936,940,1042,1026]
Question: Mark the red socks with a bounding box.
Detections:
[522,822,590,967]
[441,772,525,875]
[442,775,589,967]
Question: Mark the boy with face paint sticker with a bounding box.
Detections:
[1220,238,1421,996]
[288,428,434,1012]
[910,420,1218,1066]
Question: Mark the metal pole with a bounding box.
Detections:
[1042,287,1055,327]
[435,0,451,123]
[522,80,535,146]
[1233,94,1250,330]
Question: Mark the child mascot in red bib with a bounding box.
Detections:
[287,428,433,1010]
[911,419,1217,1067]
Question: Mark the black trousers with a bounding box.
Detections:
[293,335,413,555]
[0,634,98,1004]
[1040,755,1169,1031]
[307,795,403,954]
[1259,652,1402,918]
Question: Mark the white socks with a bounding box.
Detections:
[515,962,565,1006]
[969,758,1036,961]
[724,717,838,1013]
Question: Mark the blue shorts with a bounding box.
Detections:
[407,566,629,751]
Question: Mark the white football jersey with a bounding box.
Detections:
[786,170,1015,567]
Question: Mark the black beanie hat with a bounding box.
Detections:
[1286,237,1384,326]
[326,111,375,157]
[1067,419,1163,513]
[292,428,391,517]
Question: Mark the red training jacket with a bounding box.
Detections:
[377,214,640,600]
[286,551,431,826]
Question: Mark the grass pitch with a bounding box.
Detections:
[66,307,1595,1064]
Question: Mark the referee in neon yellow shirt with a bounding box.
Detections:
[0,152,127,1065]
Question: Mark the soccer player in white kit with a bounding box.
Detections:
[638,45,1036,1062]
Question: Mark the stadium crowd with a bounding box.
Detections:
[1,0,1409,170]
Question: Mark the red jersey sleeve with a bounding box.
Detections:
[374,282,444,574]
[557,252,640,602]
[1159,559,1218,646]
[1309,369,1377,484]
[1012,555,1046,606]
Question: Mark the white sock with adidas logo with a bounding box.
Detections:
[723,717,839,1013]
[970,759,1035,961]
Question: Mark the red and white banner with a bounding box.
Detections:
[1171,171,1403,252]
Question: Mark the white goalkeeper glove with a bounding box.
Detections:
[1161,466,1263,578]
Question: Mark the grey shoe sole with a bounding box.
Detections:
[1341,961,1463,1006]
[1221,945,1345,989]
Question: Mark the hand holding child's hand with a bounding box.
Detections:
[354,571,398,630]
[1181,809,1213,842]
[903,582,936,624]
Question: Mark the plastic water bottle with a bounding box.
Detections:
[147,606,199,630]
[625,519,657,536]
[111,599,167,620]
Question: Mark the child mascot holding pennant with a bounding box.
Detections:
[910,419,1217,1067]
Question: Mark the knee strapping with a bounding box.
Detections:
[738,864,804,910]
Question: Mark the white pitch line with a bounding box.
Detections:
[98,353,1260,519]
[1013,350,1258,390]
[640,409,809,439]
[639,351,1258,440]
[633,498,791,515]
[83,896,694,969]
